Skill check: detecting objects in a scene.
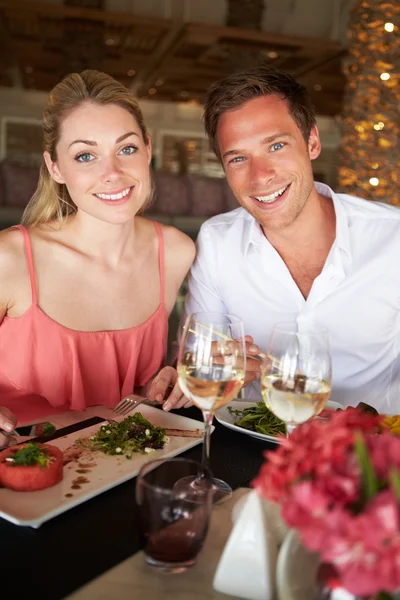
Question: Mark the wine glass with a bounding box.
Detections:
[177,312,246,501]
[261,322,332,436]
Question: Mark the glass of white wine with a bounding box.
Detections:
[177,312,246,501]
[261,322,332,436]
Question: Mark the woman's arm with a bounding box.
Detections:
[0,229,26,445]
[145,225,195,410]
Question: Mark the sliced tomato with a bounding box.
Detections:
[0,443,63,491]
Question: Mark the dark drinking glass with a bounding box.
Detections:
[136,458,213,573]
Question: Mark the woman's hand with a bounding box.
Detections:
[0,407,17,448]
[146,366,192,411]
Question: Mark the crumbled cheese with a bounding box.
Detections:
[145,429,150,436]
[5,457,14,462]
[115,447,122,453]
[163,436,170,443]
[106,430,111,435]
[144,447,155,454]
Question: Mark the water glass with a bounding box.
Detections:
[136,457,213,574]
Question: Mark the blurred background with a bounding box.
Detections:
[0,0,398,230]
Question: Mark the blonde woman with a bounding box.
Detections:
[0,70,194,445]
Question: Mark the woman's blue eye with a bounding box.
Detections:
[120,145,137,155]
[76,153,93,163]
[271,142,284,152]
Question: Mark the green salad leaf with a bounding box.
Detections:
[81,413,166,459]
[6,442,52,468]
[228,402,286,436]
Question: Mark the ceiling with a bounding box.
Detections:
[0,0,349,116]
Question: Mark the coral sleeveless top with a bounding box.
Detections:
[0,223,168,422]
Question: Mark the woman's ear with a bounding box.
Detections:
[43,151,65,184]
[146,135,152,166]
[308,126,322,161]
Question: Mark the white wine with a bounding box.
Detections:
[178,364,245,412]
[261,374,331,425]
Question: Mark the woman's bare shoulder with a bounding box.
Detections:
[138,217,195,266]
[0,227,26,272]
[160,224,196,266]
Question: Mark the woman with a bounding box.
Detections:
[0,70,195,445]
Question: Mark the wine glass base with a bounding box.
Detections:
[211,477,232,504]
[173,475,232,504]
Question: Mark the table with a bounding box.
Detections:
[1,406,276,599]
[67,488,251,600]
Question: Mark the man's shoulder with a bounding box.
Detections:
[199,207,251,237]
[337,192,400,222]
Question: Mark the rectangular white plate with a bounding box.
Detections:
[0,406,204,529]
[215,400,343,444]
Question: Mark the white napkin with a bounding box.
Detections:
[213,490,286,600]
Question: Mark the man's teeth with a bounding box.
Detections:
[255,185,288,203]
[95,187,131,201]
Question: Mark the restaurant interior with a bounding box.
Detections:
[0,1,399,599]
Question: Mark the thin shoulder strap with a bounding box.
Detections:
[153,221,165,305]
[12,225,38,305]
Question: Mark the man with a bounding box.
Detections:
[182,65,400,413]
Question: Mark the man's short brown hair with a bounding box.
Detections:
[203,64,316,161]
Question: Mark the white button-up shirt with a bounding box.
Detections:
[183,183,400,414]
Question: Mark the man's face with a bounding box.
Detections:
[217,94,321,233]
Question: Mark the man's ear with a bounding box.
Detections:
[43,151,65,184]
[308,125,321,161]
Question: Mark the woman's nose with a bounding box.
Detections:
[100,156,123,182]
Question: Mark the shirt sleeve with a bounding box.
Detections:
[178,223,228,341]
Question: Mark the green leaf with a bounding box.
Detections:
[6,443,51,468]
[376,591,396,600]
[390,469,400,502]
[354,431,378,502]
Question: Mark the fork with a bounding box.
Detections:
[113,394,148,417]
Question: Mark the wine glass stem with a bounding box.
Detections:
[286,423,296,436]
[201,410,214,471]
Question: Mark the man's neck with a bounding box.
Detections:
[262,193,336,299]
[263,192,336,260]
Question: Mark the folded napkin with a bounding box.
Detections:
[213,489,288,600]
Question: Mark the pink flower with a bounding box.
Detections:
[253,408,400,597]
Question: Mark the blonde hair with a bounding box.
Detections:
[22,70,153,227]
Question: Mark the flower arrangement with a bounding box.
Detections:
[253,408,400,600]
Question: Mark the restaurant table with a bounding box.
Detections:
[67,487,251,600]
[0,405,276,600]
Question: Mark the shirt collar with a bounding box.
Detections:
[315,182,351,260]
[242,182,352,260]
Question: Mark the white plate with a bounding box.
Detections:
[276,529,320,600]
[215,400,344,444]
[0,405,204,528]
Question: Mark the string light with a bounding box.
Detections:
[338,0,400,205]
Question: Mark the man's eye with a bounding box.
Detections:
[271,142,284,152]
[229,156,245,164]
[120,145,137,155]
[75,153,94,163]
